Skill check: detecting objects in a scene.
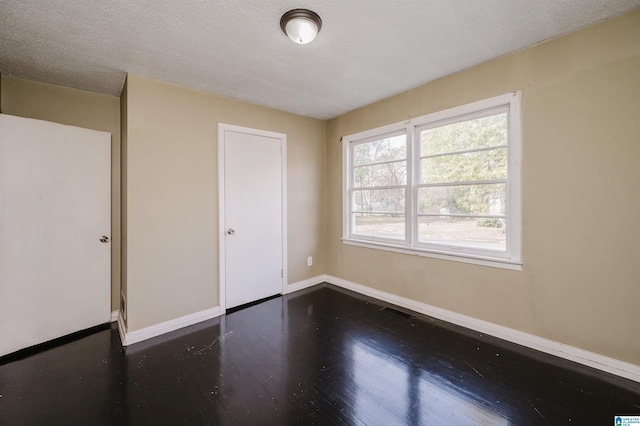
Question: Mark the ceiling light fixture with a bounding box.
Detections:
[280,9,322,45]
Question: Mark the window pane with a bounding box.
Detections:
[354,213,405,240]
[354,188,405,214]
[354,161,407,188]
[354,134,406,166]
[418,217,506,250]
[418,184,506,216]
[421,148,506,184]
[420,113,507,156]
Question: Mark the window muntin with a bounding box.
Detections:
[420,148,507,184]
[419,112,508,156]
[354,213,405,240]
[417,183,506,216]
[353,134,406,166]
[349,132,408,242]
[354,162,407,188]
[343,92,521,268]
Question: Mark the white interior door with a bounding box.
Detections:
[0,114,111,357]
[221,126,285,309]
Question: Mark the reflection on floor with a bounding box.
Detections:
[1,284,639,425]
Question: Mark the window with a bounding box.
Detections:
[351,131,408,241]
[343,92,521,269]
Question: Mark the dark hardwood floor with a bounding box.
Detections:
[1,284,639,425]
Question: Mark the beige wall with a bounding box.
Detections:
[123,74,324,331]
[0,76,122,311]
[325,10,640,365]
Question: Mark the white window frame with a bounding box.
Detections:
[342,92,522,270]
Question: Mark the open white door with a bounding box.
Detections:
[219,124,286,310]
[0,114,111,357]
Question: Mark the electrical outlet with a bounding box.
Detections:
[307,256,313,266]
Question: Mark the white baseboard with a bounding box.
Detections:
[116,274,326,347]
[110,310,119,322]
[325,275,640,383]
[118,306,222,346]
[285,274,329,294]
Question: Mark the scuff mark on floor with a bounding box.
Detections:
[463,360,484,378]
[196,331,234,354]
[529,400,545,419]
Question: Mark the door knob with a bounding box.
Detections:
[100,236,110,243]
[227,229,235,235]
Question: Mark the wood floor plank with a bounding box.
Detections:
[1,284,638,425]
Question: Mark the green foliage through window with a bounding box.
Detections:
[419,112,508,224]
[343,92,521,264]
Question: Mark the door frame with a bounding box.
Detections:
[217,123,287,312]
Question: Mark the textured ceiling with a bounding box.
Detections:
[1,1,639,119]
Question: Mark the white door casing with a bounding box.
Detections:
[0,114,111,357]
[218,124,287,310]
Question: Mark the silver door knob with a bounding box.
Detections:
[227,229,235,235]
[100,236,110,243]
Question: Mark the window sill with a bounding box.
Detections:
[342,238,523,271]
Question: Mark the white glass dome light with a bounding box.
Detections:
[280,9,322,45]
[285,17,318,44]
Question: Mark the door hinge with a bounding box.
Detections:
[281,269,284,277]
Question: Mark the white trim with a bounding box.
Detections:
[118,306,222,346]
[410,94,514,128]
[110,310,119,322]
[117,313,127,346]
[342,92,522,267]
[324,275,640,383]
[217,124,288,311]
[284,274,329,294]
[342,239,523,271]
[281,136,288,295]
[217,125,227,311]
[120,290,127,321]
